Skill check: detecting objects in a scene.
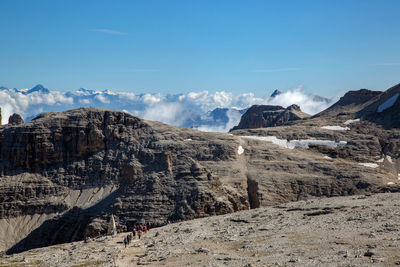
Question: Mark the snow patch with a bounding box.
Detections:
[386,155,393,163]
[237,145,244,155]
[321,126,350,131]
[242,136,347,150]
[184,139,192,141]
[358,163,379,168]
[387,182,395,185]
[243,136,290,149]
[323,156,332,160]
[398,174,400,180]
[377,93,399,112]
[376,158,384,163]
[344,119,360,125]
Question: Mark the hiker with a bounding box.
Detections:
[130,232,133,240]
[138,229,142,239]
[123,237,127,248]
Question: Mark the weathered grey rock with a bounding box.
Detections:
[357,83,400,129]
[7,113,24,125]
[231,104,309,130]
[0,100,397,254]
[0,108,249,253]
[3,193,400,267]
[314,88,382,118]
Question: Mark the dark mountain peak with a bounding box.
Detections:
[27,84,50,94]
[286,104,301,111]
[270,89,282,98]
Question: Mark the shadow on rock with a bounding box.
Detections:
[6,188,121,255]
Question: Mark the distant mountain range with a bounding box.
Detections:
[0,85,333,131]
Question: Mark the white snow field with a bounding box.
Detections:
[377,93,399,112]
[344,119,360,125]
[242,136,347,150]
[358,163,379,168]
[321,126,350,131]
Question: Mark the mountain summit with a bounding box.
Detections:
[24,84,50,94]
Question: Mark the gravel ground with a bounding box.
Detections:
[2,193,400,266]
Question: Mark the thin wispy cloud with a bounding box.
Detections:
[251,68,302,73]
[368,63,400,66]
[91,29,127,35]
[127,69,160,73]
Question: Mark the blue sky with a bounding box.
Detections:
[1,0,399,96]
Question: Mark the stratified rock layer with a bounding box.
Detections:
[0,101,397,254]
[0,108,248,253]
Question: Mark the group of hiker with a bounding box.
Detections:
[123,223,150,248]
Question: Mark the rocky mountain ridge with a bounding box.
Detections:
[231,104,309,130]
[1,83,399,255]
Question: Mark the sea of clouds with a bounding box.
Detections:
[0,85,334,132]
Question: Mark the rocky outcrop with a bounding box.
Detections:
[0,108,249,253]
[231,104,309,130]
[357,83,400,129]
[7,113,24,125]
[315,89,382,118]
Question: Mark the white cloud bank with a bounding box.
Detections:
[0,85,334,131]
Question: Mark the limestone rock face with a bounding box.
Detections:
[7,113,24,125]
[0,108,249,253]
[0,104,397,254]
[231,104,309,130]
[357,83,400,129]
[315,89,382,118]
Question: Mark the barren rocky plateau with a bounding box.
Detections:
[1,192,400,266]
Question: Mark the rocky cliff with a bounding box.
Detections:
[0,108,248,253]
[7,113,24,125]
[357,83,400,129]
[231,104,310,130]
[0,93,398,255]
[314,88,383,118]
